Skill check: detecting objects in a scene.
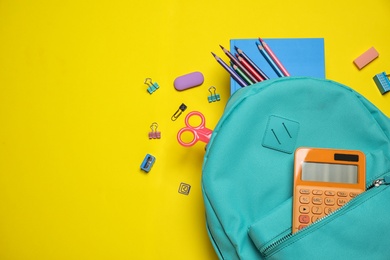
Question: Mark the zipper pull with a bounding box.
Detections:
[372,176,390,187]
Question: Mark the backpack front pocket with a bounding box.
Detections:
[248,176,390,259]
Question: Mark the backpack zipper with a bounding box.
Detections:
[367,175,390,189]
[261,175,390,257]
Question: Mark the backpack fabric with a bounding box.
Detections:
[202,77,390,259]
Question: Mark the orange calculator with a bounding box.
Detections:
[292,147,365,233]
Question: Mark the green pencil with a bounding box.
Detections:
[232,64,254,85]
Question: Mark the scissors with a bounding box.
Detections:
[177,111,212,147]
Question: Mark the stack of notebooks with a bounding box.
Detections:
[227,38,325,95]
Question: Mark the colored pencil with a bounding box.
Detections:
[256,42,284,77]
[219,45,259,83]
[232,64,254,85]
[259,38,290,77]
[234,46,269,80]
[235,54,264,82]
[211,52,247,88]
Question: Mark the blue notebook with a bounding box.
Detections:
[230,38,325,95]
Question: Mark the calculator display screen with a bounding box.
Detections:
[302,162,358,184]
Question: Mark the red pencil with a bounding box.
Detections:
[235,46,269,80]
[259,37,290,77]
[236,54,264,82]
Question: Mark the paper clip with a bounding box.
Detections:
[148,122,161,139]
[140,154,156,173]
[144,78,159,94]
[373,72,390,95]
[178,182,191,195]
[208,86,221,103]
[171,103,187,121]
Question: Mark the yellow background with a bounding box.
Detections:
[1,0,390,259]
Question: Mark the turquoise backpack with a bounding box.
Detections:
[202,77,390,259]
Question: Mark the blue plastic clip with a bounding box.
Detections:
[144,78,159,94]
[140,154,156,173]
[207,86,221,103]
[373,72,390,95]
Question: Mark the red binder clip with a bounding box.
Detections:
[148,122,161,139]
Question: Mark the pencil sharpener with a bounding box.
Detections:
[140,154,156,173]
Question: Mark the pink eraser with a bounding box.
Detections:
[174,71,204,91]
[353,47,379,70]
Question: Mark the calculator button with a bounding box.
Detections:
[298,225,307,230]
[299,206,310,214]
[325,207,335,215]
[312,197,322,205]
[300,196,310,204]
[300,189,310,194]
[312,190,323,195]
[299,215,310,224]
[337,198,348,206]
[324,197,335,206]
[337,191,348,197]
[349,192,359,198]
[325,190,335,196]
[311,206,322,215]
[311,216,321,223]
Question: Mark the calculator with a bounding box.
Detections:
[292,147,366,233]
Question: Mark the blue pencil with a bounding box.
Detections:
[256,42,284,77]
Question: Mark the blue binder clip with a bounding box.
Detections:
[140,154,155,173]
[208,86,221,103]
[144,78,159,94]
[373,72,390,95]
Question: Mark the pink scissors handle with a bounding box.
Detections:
[177,111,212,147]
